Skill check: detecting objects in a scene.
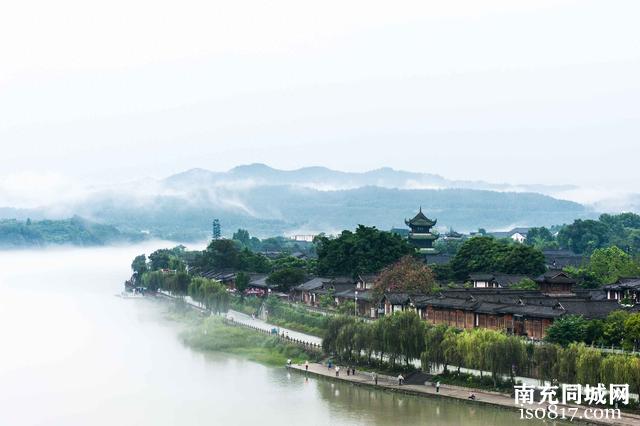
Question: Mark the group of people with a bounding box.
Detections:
[286,359,310,371]
[294,360,479,401]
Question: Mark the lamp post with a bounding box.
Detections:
[355,291,358,317]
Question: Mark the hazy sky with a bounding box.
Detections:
[1,0,639,199]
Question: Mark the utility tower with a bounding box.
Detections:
[212,219,221,240]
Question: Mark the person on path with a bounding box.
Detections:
[398,374,404,386]
[374,372,378,386]
[371,371,375,381]
[352,366,355,375]
[436,381,440,393]
[328,360,332,370]
[335,366,340,377]
[468,392,476,400]
[286,332,289,339]
[287,359,291,366]
[305,360,309,371]
[347,366,350,376]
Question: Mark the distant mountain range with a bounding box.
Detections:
[0,164,628,240]
[160,164,580,196]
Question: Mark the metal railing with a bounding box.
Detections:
[223,317,323,353]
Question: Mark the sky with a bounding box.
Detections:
[1,0,639,203]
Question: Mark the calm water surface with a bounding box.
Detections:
[0,244,566,425]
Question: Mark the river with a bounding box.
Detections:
[0,243,566,425]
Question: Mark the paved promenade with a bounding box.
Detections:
[227,309,323,345]
[288,363,640,426]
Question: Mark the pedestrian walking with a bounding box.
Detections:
[347,366,350,376]
[398,374,404,386]
[328,360,332,370]
[305,360,309,371]
[286,331,289,339]
[436,381,440,393]
[352,366,355,375]
[335,366,340,377]
[287,359,291,366]
[374,372,378,386]
[371,371,375,381]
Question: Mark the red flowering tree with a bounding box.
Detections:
[372,255,436,300]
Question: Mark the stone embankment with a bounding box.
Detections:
[287,363,640,426]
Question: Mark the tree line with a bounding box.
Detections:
[323,310,640,395]
[0,216,145,249]
[545,311,640,350]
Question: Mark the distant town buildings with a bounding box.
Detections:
[289,235,315,242]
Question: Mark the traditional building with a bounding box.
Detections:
[444,229,463,241]
[405,208,439,254]
[308,277,355,307]
[467,273,534,289]
[602,277,640,303]
[533,270,582,296]
[292,277,325,305]
[414,287,620,339]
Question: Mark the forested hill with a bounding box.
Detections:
[0,216,146,249]
[67,185,592,239]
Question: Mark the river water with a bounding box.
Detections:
[0,243,565,425]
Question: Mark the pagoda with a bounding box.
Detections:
[405,207,440,254]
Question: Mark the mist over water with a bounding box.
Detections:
[0,244,558,425]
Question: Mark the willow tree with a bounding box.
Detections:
[502,335,528,387]
[421,324,449,373]
[458,329,497,379]
[188,277,230,314]
[534,344,560,386]
[486,333,507,387]
[442,327,463,375]
[576,347,602,387]
[322,315,355,356]
[336,321,359,361]
[396,310,426,368]
[556,343,585,385]
[383,314,402,367]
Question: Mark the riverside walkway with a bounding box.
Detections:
[227,309,322,346]
[288,363,640,426]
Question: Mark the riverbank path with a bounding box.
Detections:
[288,363,640,426]
[227,310,322,346]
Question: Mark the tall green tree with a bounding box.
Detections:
[544,315,587,346]
[557,219,610,254]
[449,237,545,280]
[588,246,639,284]
[265,267,306,292]
[199,239,242,270]
[232,229,251,246]
[604,310,629,346]
[131,254,148,286]
[235,271,251,297]
[523,227,554,246]
[149,249,173,270]
[316,225,419,276]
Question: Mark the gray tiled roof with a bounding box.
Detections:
[293,277,326,292]
[469,273,495,281]
[382,292,411,305]
[334,288,374,302]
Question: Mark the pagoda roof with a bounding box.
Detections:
[405,207,437,227]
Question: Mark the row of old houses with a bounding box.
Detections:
[194,267,634,340]
[378,271,620,340]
